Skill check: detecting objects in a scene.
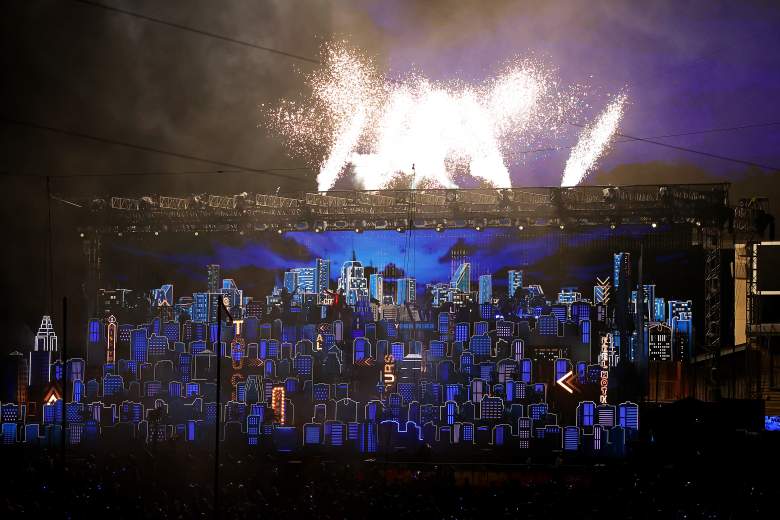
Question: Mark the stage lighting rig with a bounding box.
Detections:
[72,184,738,236]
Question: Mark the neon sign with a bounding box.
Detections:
[383,354,396,392]
[106,315,117,364]
[230,338,245,370]
[230,373,245,401]
[595,277,611,304]
[599,334,611,404]
[271,385,286,424]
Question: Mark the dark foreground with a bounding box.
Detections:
[2,428,777,520]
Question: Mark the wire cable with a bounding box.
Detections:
[0,168,313,179]
[606,126,780,172]
[72,0,321,65]
[55,2,780,175]
[5,114,778,185]
[38,4,780,176]
[0,117,315,183]
[521,121,780,156]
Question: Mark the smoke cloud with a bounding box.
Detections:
[2,0,779,353]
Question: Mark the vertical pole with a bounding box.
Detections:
[46,176,53,314]
[61,296,68,511]
[638,242,646,402]
[214,302,221,520]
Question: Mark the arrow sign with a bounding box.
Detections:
[555,370,580,394]
[354,357,375,368]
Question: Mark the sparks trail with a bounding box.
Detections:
[562,94,628,187]
[265,42,626,190]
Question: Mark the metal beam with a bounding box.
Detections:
[110,197,139,211]
[159,196,190,210]
[207,194,236,210]
[69,184,742,234]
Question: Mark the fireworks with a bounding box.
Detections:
[266,42,626,190]
[561,94,627,188]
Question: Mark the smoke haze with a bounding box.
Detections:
[2,0,780,352]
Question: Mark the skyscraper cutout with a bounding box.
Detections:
[451,263,471,293]
[34,315,57,352]
[207,264,221,293]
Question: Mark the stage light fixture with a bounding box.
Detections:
[435,224,444,232]
[194,231,199,236]
[354,227,363,233]
[559,224,565,230]
[651,222,657,228]
[154,231,159,236]
[117,232,123,237]
[396,226,404,233]
[610,223,616,230]
[696,221,701,227]
[517,224,524,231]
[277,229,284,235]
[475,225,482,231]
[79,232,84,238]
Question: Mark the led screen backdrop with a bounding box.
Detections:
[14,223,708,457]
[105,225,704,339]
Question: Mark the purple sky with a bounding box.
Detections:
[356,1,780,186]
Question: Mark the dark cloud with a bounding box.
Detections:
[436,237,477,264]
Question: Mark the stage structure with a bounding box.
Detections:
[65,183,771,396]
[73,184,731,235]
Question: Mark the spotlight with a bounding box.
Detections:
[396,226,404,233]
[695,221,701,227]
[315,227,323,233]
[117,232,123,237]
[435,225,443,232]
[277,229,284,235]
[610,223,616,230]
[79,232,84,238]
[194,231,199,236]
[559,224,565,230]
[154,231,159,236]
[651,222,657,229]
[475,225,482,231]
[239,230,244,236]
[354,227,363,233]
[517,225,524,231]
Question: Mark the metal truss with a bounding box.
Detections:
[72,182,774,403]
[746,241,760,333]
[159,196,190,210]
[745,240,762,399]
[72,184,732,234]
[110,196,140,211]
[703,227,722,355]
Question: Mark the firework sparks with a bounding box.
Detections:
[266,42,626,190]
[561,94,627,187]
